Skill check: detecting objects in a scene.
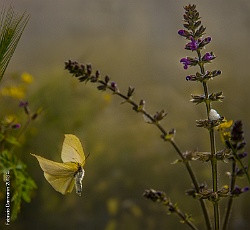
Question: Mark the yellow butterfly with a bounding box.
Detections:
[31,134,85,196]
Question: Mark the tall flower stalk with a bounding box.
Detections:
[179,4,249,230]
[179,5,220,229]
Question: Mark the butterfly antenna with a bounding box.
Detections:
[84,152,90,162]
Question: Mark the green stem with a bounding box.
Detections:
[210,130,220,230]
[198,50,220,229]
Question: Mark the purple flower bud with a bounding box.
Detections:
[238,152,248,159]
[178,29,190,37]
[12,123,21,129]
[198,36,212,49]
[180,58,191,69]
[110,82,119,92]
[205,36,212,43]
[232,185,249,196]
[178,29,185,36]
[242,186,249,193]
[111,82,117,88]
[232,186,241,195]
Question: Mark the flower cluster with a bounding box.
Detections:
[178,4,224,128]
[178,5,221,81]
[178,5,249,230]
[143,189,195,228]
[65,60,173,129]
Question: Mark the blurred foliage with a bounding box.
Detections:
[0,70,38,223]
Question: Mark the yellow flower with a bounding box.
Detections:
[1,86,25,99]
[103,93,112,104]
[217,119,233,130]
[216,118,233,143]
[4,115,17,124]
[21,72,33,84]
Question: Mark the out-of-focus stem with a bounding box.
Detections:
[222,160,236,230]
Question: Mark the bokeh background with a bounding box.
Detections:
[1,0,250,229]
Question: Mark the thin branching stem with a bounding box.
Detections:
[144,189,199,230]
[168,202,199,230]
[171,139,212,230]
[97,78,212,230]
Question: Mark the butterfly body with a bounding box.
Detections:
[75,166,85,196]
[31,134,85,196]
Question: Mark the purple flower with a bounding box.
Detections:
[180,58,191,69]
[202,52,215,61]
[19,100,28,107]
[185,37,199,51]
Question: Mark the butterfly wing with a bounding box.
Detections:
[44,173,75,195]
[61,134,85,165]
[31,153,78,195]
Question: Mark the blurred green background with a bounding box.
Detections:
[1,0,250,229]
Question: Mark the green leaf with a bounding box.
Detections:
[0,5,29,81]
[5,136,20,146]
